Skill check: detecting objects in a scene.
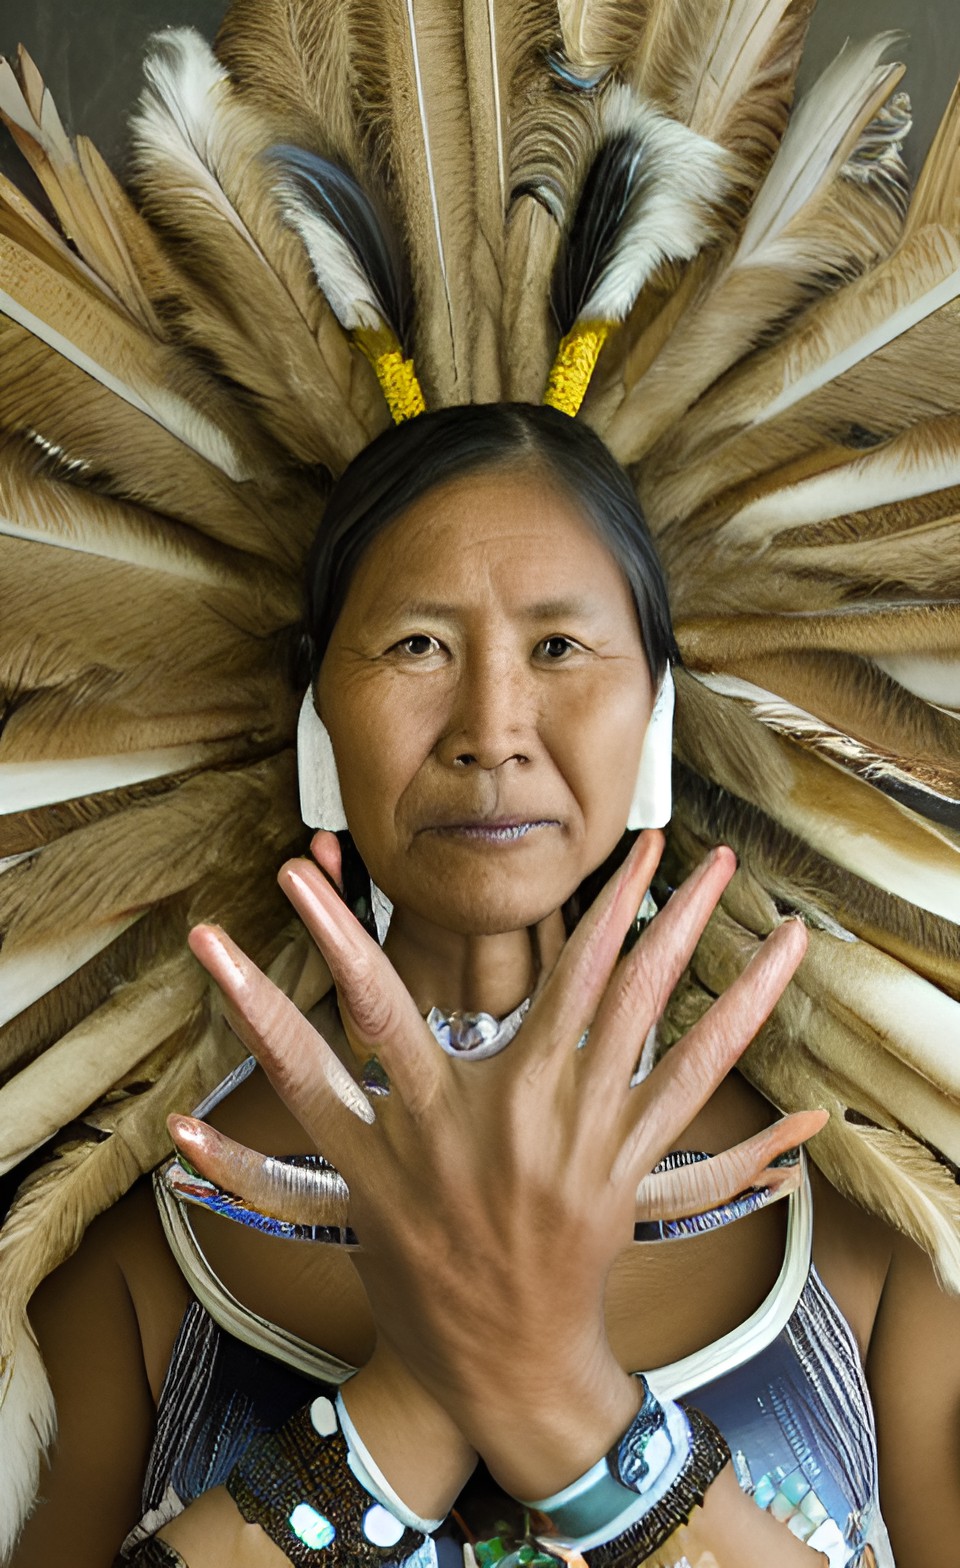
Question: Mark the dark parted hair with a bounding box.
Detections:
[301,402,677,684]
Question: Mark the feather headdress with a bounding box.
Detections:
[0,3,959,1553]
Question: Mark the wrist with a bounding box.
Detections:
[341,1340,476,1521]
[469,1353,640,1500]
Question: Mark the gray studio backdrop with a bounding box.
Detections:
[0,1,957,186]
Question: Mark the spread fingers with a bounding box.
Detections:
[616,919,809,1181]
[522,831,664,1072]
[582,846,736,1100]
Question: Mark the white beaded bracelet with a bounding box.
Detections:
[335,1391,446,1537]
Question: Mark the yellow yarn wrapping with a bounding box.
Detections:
[354,325,426,423]
[543,321,611,417]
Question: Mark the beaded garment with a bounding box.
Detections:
[134,1140,892,1567]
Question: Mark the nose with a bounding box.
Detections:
[435,651,534,772]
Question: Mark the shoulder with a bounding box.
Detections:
[30,1175,191,1401]
[866,1227,960,1564]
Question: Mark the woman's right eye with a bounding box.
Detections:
[391,634,442,658]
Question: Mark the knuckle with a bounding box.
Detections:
[347,973,398,1040]
[622,963,661,1025]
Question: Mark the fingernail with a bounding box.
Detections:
[189,926,249,990]
[283,865,336,924]
[167,1113,208,1150]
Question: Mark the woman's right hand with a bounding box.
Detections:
[171,831,824,1497]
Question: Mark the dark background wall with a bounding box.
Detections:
[1,0,957,184]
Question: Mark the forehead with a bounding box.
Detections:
[344,467,634,611]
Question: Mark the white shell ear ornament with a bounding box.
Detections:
[627,666,675,831]
[296,690,393,941]
[297,690,348,832]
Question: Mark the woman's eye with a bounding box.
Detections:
[393,634,441,657]
[536,635,579,660]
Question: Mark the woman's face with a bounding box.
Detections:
[317,466,655,936]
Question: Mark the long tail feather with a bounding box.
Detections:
[348,0,479,402]
[669,771,960,996]
[672,669,960,923]
[643,224,959,524]
[0,47,163,329]
[604,35,908,462]
[0,319,324,566]
[675,901,960,1288]
[132,28,376,469]
[696,672,960,828]
[215,0,367,168]
[629,0,816,194]
[0,955,204,1174]
[0,233,256,480]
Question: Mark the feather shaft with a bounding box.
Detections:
[0,748,236,816]
[0,916,140,1028]
[674,670,960,923]
[0,239,250,480]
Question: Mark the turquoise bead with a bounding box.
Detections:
[781,1470,811,1506]
[289,1502,336,1549]
[753,1473,777,1510]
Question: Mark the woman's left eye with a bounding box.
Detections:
[536,635,580,661]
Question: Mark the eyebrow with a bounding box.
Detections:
[395,597,604,621]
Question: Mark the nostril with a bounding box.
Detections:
[454,753,476,767]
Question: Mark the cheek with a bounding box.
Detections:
[549,675,649,835]
[326,678,435,863]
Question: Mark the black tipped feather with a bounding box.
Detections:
[551,131,647,331]
[550,88,730,333]
[269,145,412,347]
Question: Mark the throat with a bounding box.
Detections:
[382,905,566,1017]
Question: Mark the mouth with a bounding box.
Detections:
[425,818,559,843]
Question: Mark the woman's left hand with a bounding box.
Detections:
[172,830,819,1496]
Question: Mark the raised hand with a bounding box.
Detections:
[172,831,822,1494]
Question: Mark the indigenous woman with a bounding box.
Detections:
[14,407,960,1568]
[3,6,960,1568]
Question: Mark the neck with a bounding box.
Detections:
[383,906,567,1017]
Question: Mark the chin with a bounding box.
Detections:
[400,860,576,937]
[368,829,621,937]
[430,893,563,938]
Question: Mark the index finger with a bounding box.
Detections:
[615,918,809,1181]
[188,923,374,1165]
[278,858,445,1112]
